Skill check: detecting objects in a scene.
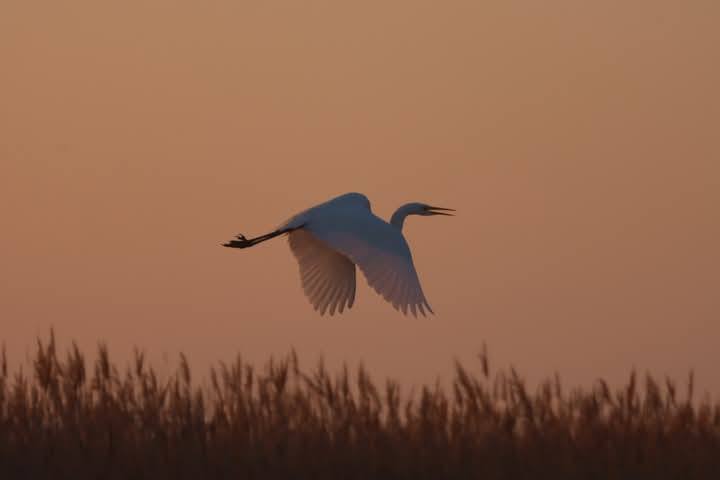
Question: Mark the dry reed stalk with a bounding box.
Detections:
[0,334,717,479]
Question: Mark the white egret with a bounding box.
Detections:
[223,192,454,316]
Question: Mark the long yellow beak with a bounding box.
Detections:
[426,206,455,216]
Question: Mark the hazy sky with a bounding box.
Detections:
[2,1,718,392]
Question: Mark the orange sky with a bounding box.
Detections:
[2,1,719,392]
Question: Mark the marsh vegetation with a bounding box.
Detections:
[0,334,718,479]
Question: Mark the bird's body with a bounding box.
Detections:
[224,192,453,316]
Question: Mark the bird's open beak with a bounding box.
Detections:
[426,206,455,216]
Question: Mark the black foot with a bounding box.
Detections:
[223,233,252,248]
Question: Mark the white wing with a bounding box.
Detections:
[288,229,356,316]
[303,206,433,317]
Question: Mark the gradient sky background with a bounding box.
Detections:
[2,1,718,392]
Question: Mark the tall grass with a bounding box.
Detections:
[0,333,718,479]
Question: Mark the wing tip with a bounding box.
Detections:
[423,297,434,315]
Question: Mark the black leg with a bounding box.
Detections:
[222,227,296,249]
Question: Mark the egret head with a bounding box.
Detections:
[411,203,455,217]
[390,202,454,229]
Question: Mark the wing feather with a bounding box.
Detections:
[288,230,356,316]
[305,210,433,316]
[328,280,346,315]
[320,280,341,316]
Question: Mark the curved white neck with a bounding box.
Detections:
[389,204,416,230]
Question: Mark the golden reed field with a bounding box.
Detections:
[1,333,718,479]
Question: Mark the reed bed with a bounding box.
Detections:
[0,333,718,479]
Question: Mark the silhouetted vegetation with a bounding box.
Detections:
[0,333,718,479]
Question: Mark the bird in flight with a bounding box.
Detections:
[223,192,454,316]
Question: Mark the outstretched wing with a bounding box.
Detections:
[288,230,356,316]
[306,212,433,317]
